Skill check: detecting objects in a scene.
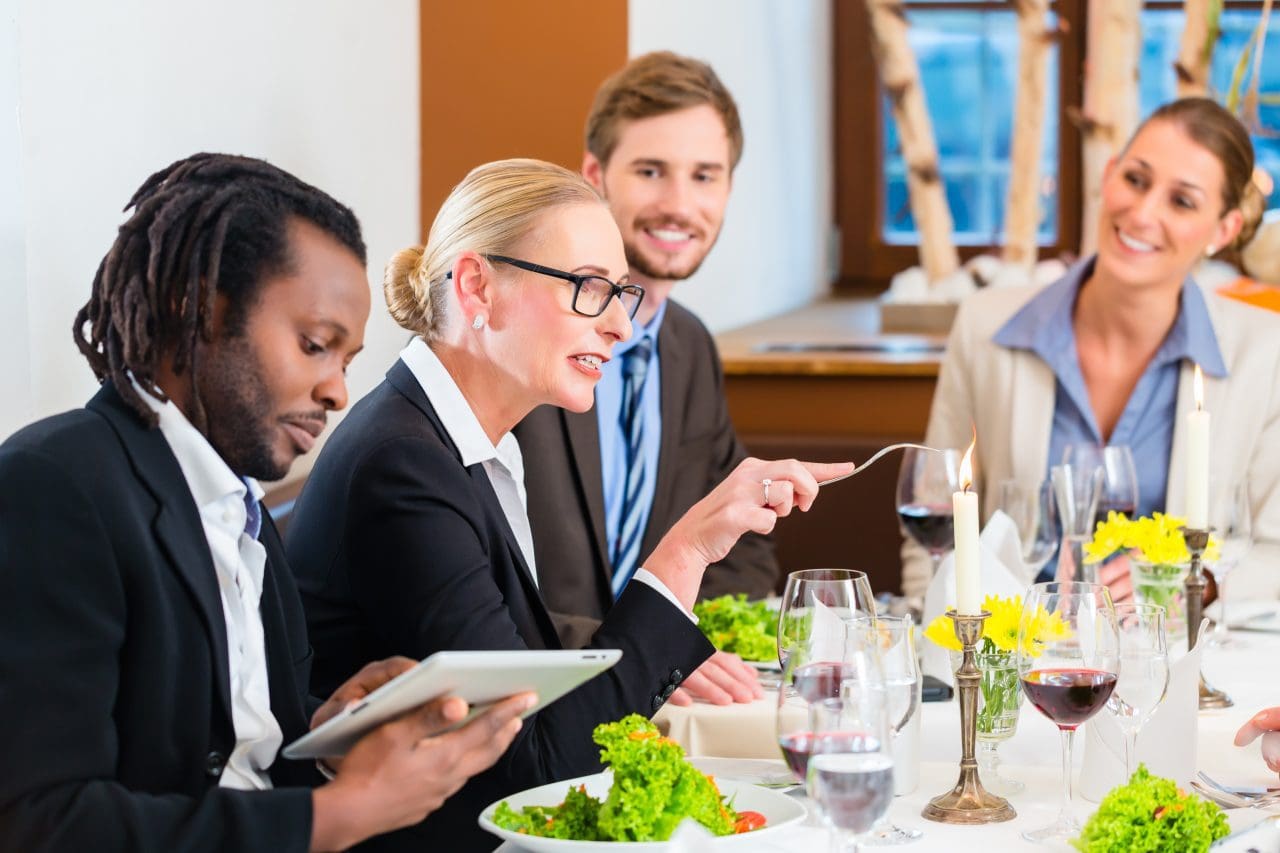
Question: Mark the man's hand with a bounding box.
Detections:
[665,650,764,707]
[308,659,536,852]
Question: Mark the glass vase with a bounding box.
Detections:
[950,649,1024,795]
[1129,558,1190,642]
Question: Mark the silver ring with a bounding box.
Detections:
[761,478,772,506]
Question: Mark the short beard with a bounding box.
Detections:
[623,238,711,282]
[195,334,287,481]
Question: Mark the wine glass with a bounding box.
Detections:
[1209,480,1253,647]
[1050,463,1103,584]
[778,622,884,827]
[807,671,895,851]
[896,447,963,578]
[1061,444,1139,528]
[997,478,1059,581]
[778,569,877,671]
[850,614,922,846]
[1108,602,1170,780]
[1016,581,1119,844]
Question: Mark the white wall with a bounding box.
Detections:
[629,0,834,333]
[3,0,419,475]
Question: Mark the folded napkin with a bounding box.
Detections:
[920,511,1032,687]
[1080,618,1210,801]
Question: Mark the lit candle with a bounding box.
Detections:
[1186,364,1210,530]
[953,438,981,615]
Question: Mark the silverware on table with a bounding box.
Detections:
[817,442,936,487]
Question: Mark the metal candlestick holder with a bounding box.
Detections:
[1183,527,1233,710]
[921,610,1017,824]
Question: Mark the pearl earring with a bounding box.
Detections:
[472,315,485,330]
[1206,245,1218,258]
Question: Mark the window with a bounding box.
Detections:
[835,1,1278,291]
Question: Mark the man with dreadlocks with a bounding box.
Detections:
[0,153,531,852]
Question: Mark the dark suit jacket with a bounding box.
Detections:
[0,384,320,853]
[286,359,714,852]
[514,299,779,645]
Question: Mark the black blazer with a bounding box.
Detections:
[287,359,714,852]
[0,384,319,853]
[514,300,779,646]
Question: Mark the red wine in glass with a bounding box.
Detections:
[1021,668,1118,729]
[1093,501,1136,531]
[792,662,856,704]
[777,730,880,778]
[897,504,955,554]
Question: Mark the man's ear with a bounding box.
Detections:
[582,151,605,193]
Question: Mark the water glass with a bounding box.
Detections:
[807,683,895,852]
[1108,603,1170,780]
[1209,480,1253,646]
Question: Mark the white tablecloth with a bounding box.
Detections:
[497,629,1280,851]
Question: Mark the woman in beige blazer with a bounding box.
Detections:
[904,98,1280,600]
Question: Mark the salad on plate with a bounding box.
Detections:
[692,594,778,664]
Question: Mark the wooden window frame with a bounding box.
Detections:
[834,0,1086,292]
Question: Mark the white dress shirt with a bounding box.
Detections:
[398,338,695,620]
[138,388,282,791]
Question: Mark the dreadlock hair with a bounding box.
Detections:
[74,152,366,430]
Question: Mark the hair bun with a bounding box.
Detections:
[1233,177,1268,252]
[383,246,431,332]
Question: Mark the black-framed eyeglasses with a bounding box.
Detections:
[485,254,645,320]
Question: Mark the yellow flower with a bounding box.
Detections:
[981,594,1022,653]
[1085,511,1131,564]
[923,613,962,651]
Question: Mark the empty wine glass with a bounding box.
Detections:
[1108,603,1170,780]
[851,615,922,846]
[896,447,963,578]
[807,673,895,851]
[1016,581,1119,844]
[997,478,1059,581]
[778,569,877,672]
[1209,480,1253,647]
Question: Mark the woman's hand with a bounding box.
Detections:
[1235,706,1280,774]
[644,457,855,609]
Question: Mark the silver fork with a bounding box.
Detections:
[817,443,937,487]
[1198,771,1280,808]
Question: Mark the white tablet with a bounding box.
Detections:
[283,649,622,760]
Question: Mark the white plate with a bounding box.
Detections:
[478,770,807,851]
[688,757,798,791]
[1215,814,1280,850]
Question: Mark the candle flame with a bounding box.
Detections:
[960,435,976,492]
[1193,363,1204,411]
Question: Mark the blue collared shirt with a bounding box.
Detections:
[993,257,1227,526]
[597,301,668,571]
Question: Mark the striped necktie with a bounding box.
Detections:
[610,334,653,596]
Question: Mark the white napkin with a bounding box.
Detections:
[1080,618,1210,801]
[809,597,848,662]
[920,511,1032,686]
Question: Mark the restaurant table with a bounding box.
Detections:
[495,627,1280,851]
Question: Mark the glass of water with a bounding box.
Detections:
[807,680,895,851]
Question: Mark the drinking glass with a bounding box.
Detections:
[778,569,878,671]
[1209,480,1253,647]
[1062,444,1139,529]
[896,447,963,578]
[778,623,885,829]
[1016,581,1120,843]
[1108,603,1170,780]
[851,615,922,846]
[997,478,1059,580]
[1050,463,1104,584]
[807,678,895,851]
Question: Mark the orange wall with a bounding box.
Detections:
[419,0,628,236]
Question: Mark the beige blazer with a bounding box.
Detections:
[902,280,1280,600]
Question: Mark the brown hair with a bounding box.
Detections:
[384,159,602,340]
[1132,97,1263,250]
[585,51,744,170]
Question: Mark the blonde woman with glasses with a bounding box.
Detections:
[287,158,851,851]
